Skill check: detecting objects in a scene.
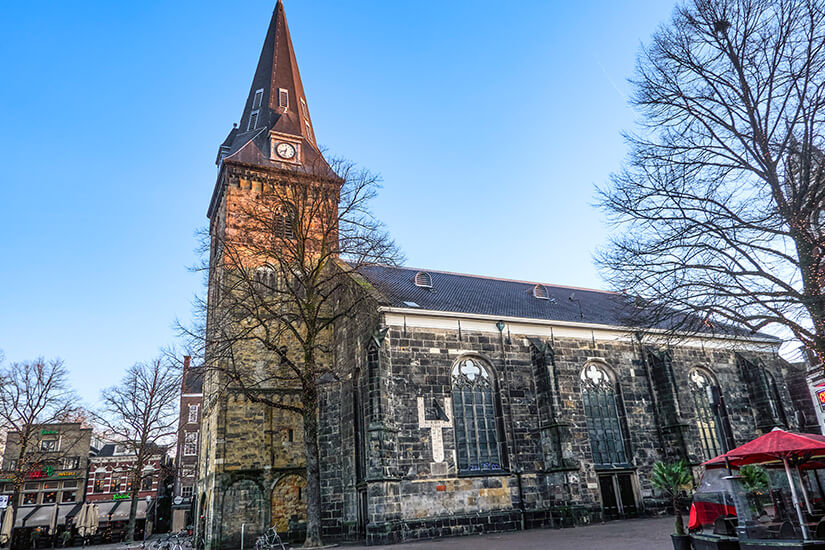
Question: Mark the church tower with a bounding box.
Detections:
[198,2,337,548]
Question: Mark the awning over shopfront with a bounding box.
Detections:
[15,504,80,528]
[97,500,153,523]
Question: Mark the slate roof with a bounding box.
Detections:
[94,442,166,457]
[356,265,779,341]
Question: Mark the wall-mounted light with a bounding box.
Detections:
[495,320,505,332]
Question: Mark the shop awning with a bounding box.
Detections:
[99,500,153,523]
[15,504,77,528]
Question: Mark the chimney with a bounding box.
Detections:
[182,355,191,390]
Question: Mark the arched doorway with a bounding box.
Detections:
[270,474,307,534]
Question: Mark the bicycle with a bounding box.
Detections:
[253,527,285,550]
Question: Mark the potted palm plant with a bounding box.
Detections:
[651,460,694,550]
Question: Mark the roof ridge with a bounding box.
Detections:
[369,264,619,296]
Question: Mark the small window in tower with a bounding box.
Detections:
[278,88,288,109]
[414,272,432,288]
[300,98,308,119]
[248,110,259,131]
[252,88,264,109]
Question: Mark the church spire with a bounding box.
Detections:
[238,0,317,145]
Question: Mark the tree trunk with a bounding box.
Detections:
[302,386,323,548]
[673,496,685,536]
[9,486,20,550]
[126,476,140,542]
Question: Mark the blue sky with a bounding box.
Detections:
[0,0,675,403]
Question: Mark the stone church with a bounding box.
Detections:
[196,2,817,547]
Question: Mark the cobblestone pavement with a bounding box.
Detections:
[344,517,674,550]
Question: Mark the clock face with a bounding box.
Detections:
[276,142,296,159]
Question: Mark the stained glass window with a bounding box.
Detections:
[689,368,723,460]
[452,358,503,473]
[581,363,628,465]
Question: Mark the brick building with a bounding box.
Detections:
[86,443,169,529]
[172,356,203,531]
[196,1,818,547]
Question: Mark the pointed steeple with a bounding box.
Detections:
[239,0,317,145]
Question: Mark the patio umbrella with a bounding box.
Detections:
[75,503,88,538]
[704,428,825,540]
[88,504,99,536]
[0,505,13,545]
[48,501,60,535]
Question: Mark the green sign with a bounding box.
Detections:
[112,493,131,501]
[41,430,58,435]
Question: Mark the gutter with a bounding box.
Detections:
[377,306,781,346]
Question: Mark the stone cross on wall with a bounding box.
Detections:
[417,396,453,463]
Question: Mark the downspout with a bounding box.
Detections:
[497,321,525,530]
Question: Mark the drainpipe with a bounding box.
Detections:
[240,523,245,550]
[497,321,525,530]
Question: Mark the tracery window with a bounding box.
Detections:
[581,363,628,465]
[451,358,504,473]
[689,367,723,460]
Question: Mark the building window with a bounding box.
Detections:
[278,88,288,109]
[252,88,264,109]
[451,357,504,473]
[248,110,259,131]
[62,480,78,489]
[61,456,80,470]
[61,491,76,503]
[40,439,57,452]
[93,478,105,493]
[111,479,121,493]
[581,363,629,466]
[188,404,199,424]
[689,367,723,460]
[42,491,57,504]
[141,476,153,491]
[181,486,193,499]
[184,432,198,456]
[274,208,295,240]
[23,493,37,505]
[125,479,133,492]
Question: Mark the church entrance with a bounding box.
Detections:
[597,472,638,520]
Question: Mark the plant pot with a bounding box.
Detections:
[672,534,692,550]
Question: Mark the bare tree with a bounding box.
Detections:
[598,0,825,363]
[180,156,401,548]
[92,358,180,542]
[0,358,77,550]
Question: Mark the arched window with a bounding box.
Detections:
[689,367,723,460]
[451,357,504,473]
[580,363,628,465]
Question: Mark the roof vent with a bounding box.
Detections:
[414,271,432,288]
[533,284,549,300]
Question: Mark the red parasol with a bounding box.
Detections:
[703,429,825,541]
[703,429,825,468]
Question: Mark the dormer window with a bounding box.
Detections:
[533,284,549,300]
[278,88,289,109]
[252,88,264,109]
[414,272,432,288]
[248,110,259,131]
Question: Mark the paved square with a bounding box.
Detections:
[346,517,674,550]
